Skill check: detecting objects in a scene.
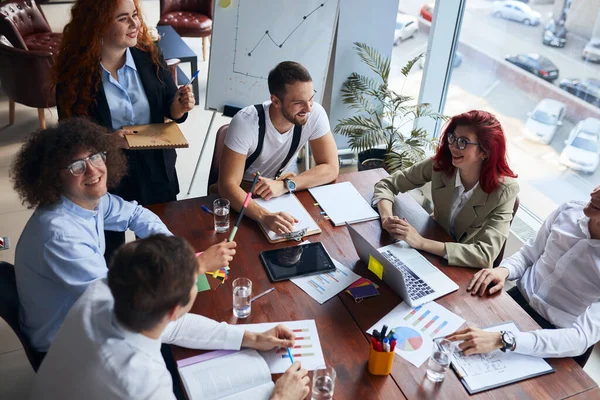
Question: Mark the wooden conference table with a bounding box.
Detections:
[149,169,599,400]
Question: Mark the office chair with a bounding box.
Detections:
[206,124,230,194]
[493,196,520,268]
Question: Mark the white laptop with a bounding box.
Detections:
[346,223,458,307]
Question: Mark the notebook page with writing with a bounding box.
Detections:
[309,182,379,226]
[125,122,189,149]
[254,194,320,242]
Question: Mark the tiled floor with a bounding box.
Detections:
[0,2,598,399]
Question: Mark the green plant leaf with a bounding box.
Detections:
[400,53,424,77]
[354,42,390,83]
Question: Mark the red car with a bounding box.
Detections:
[420,3,434,22]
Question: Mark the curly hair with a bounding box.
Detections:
[10,118,127,208]
[53,0,162,118]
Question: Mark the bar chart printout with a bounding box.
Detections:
[291,257,361,304]
[367,301,465,367]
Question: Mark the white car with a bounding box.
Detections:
[582,38,600,63]
[394,13,419,45]
[523,99,566,144]
[492,1,541,26]
[560,118,600,173]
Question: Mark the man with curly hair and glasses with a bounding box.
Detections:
[10,118,236,362]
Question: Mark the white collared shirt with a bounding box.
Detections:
[30,279,245,400]
[448,172,479,239]
[501,201,600,358]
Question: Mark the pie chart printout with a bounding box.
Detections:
[395,327,424,352]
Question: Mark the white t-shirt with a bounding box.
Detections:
[224,101,331,181]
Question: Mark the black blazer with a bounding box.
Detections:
[56,46,187,206]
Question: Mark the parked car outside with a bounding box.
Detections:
[419,3,434,22]
[560,118,600,173]
[582,38,600,63]
[492,1,541,26]
[523,99,566,144]
[419,51,463,69]
[542,19,567,48]
[394,13,419,45]
[559,78,600,108]
[505,53,559,82]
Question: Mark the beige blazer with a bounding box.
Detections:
[373,158,519,268]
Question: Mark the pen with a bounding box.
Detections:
[228,172,260,242]
[186,70,200,86]
[286,347,295,364]
[250,287,275,303]
[201,205,214,215]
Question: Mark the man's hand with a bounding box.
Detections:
[382,216,424,249]
[254,176,288,200]
[467,267,509,297]
[113,129,134,149]
[446,327,503,356]
[196,240,236,273]
[242,324,295,351]
[271,362,310,400]
[261,212,298,235]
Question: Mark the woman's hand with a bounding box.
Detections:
[170,85,194,119]
[382,216,424,249]
[113,129,134,149]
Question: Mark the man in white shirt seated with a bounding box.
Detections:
[217,61,339,236]
[446,186,600,366]
[30,235,310,400]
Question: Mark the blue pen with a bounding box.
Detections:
[186,70,200,86]
[286,347,295,364]
[201,205,214,215]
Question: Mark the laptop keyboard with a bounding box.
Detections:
[381,250,434,300]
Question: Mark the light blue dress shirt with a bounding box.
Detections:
[101,48,151,130]
[15,194,172,352]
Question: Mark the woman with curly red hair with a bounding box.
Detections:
[372,110,519,268]
[53,0,194,257]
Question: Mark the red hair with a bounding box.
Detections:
[432,110,517,193]
[53,0,162,118]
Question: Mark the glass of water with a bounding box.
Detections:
[213,198,230,233]
[426,338,455,382]
[312,365,336,400]
[232,277,252,318]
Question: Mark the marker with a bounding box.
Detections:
[250,287,275,303]
[286,347,295,364]
[228,172,261,242]
[201,205,214,215]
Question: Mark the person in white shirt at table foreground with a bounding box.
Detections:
[30,235,310,400]
[446,186,600,364]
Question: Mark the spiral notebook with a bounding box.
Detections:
[125,122,189,149]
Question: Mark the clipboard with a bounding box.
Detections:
[254,194,321,243]
[125,122,189,149]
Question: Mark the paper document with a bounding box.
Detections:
[254,194,319,241]
[178,349,274,400]
[367,301,465,368]
[237,319,326,373]
[291,257,361,304]
[452,321,554,394]
[309,182,379,226]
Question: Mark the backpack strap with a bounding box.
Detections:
[275,123,302,179]
[244,104,266,172]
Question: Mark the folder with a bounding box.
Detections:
[125,122,189,149]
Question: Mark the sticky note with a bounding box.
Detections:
[219,0,231,8]
[196,274,211,292]
[368,255,384,280]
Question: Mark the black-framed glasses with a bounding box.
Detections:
[447,132,480,150]
[64,152,107,176]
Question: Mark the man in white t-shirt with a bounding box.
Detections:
[218,61,339,235]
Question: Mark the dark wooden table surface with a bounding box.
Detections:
[149,169,598,400]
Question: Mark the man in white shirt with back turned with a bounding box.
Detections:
[217,61,339,236]
[30,235,310,400]
[446,186,600,366]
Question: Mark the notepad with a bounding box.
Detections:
[254,194,321,243]
[124,122,189,149]
[309,182,379,226]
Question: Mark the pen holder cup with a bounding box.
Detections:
[367,344,394,376]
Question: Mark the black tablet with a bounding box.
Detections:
[259,242,336,282]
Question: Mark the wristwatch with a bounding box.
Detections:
[500,330,516,352]
[283,178,297,193]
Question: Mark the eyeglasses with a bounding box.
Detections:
[64,152,107,176]
[447,132,480,150]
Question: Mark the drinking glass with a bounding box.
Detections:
[232,277,252,318]
[311,365,336,400]
[213,198,230,233]
[426,338,454,382]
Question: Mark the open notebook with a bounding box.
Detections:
[309,182,379,226]
[124,122,189,149]
[254,194,321,243]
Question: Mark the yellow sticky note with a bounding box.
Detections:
[368,255,384,280]
[219,0,231,8]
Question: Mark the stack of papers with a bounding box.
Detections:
[291,258,361,304]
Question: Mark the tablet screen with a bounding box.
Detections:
[259,242,336,281]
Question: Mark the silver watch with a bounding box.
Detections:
[283,178,297,193]
[500,330,516,352]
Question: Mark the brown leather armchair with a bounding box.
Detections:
[0,0,61,55]
[158,0,213,61]
[0,40,56,129]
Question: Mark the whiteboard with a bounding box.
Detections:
[206,0,340,112]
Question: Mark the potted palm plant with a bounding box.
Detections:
[334,42,446,172]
